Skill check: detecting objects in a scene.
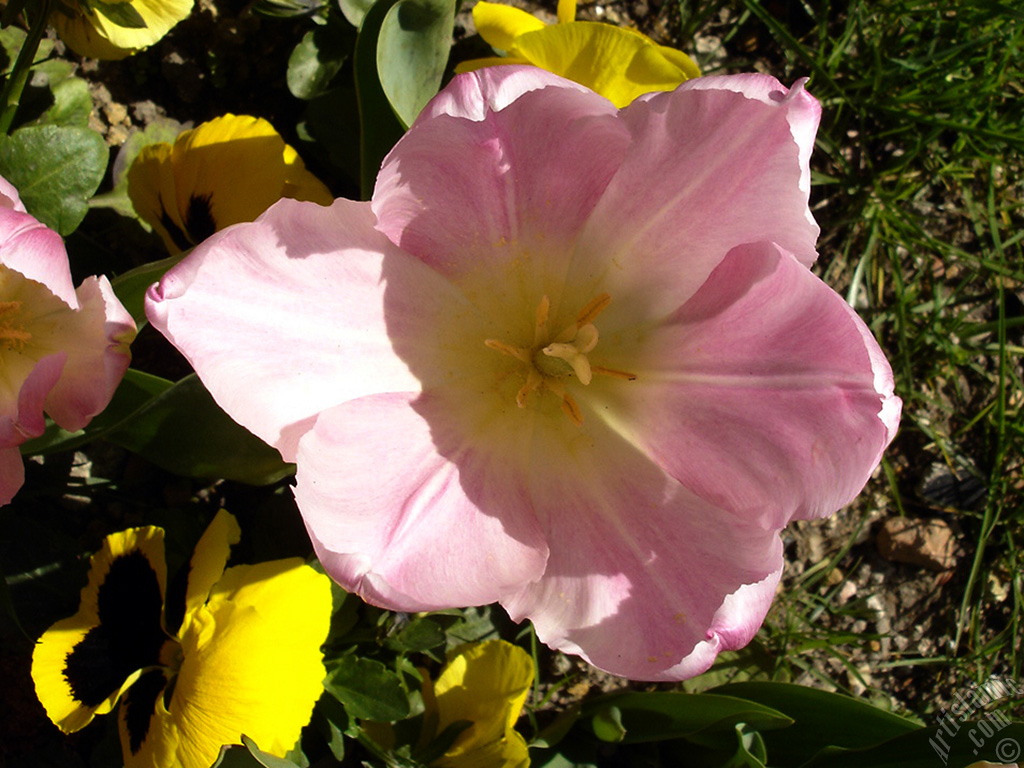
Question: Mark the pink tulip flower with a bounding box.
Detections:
[0,176,136,505]
[146,68,901,680]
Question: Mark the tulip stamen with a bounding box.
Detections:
[485,292,632,425]
[0,300,30,350]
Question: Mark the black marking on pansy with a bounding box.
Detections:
[185,194,216,244]
[63,550,167,707]
[121,668,168,755]
[159,209,192,252]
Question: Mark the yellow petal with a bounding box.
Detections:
[128,559,332,768]
[50,0,193,59]
[472,1,545,52]
[182,510,240,628]
[126,114,330,254]
[32,527,168,733]
[555,0,575,25]
[454,55,531,75]
[432,640,534,768]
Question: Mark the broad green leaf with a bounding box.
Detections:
[20,368,174,456]
[110,252,188,326]
[387,615,446,653]
[0,125,107,235]
[710,681,920,762]
[580,691,792,746]
[377,0,454,127]
[338,0,375,27]
[287,18,351,100]
[30,68,93,127]
[0,28,53,72]
[802,722,1024,768]
[324,655,410,721]
[92,0,148,27]
[313,695,349,762]
[103,373,293,485]
[353,0,406,199]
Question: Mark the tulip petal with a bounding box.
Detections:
[41,276,136,432]
[146,198,430,461]
[0,208,78,307]
[501,412,784,681]
[572,76,821,325]
[294,391,548,611]
[373,67,629,321]
[594,241,899,529]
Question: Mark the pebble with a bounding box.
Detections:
[877,517,958,571]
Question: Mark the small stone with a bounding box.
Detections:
[838,580,857,604]
[877,517,957,571]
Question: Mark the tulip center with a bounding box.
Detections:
[485,293,635,425]
[0,300,30,350]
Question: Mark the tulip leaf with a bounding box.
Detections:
[324,655,411,721]
[101,373,293,485]
[377,0,455,127]
[0,124,107,235]
[580,691,792,746]
[20,368,174,456]
[709,681,920,761]
[353,0,406,198]
[338,0,374,27]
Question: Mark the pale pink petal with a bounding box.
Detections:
[570,76,821,327]
[146,198,444,461]
[0,175,25,212]
[373,68,629,321]
[43,277,136,432]
[500,413,784,681]
[0,207,78,308]
[0,444,25,505]
[590,241,900,529]
[294,391,548,611]
[0,353,65,449]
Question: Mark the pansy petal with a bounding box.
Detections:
[145,198,427,461]
[32,527,169,733]
[471,1,545,52]
[40,276,136,432]
[127,143,189,253]
[433,640,533,768]
[152,560,331,768]
[373,67,629,320]
[294,391,548,611]
[594,241,899,529]
[501,414,784,681]
[571,76,821,325]
[118,668,177,768]
[511,22,697,107]
[183,509,241,623]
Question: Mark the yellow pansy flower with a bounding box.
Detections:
[31,510,333,768]
[51,0,194,60]
[421,640,534,768]
[457,0,700,107]
[127,114,334,254]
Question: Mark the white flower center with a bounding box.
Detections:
[485,293,635,425]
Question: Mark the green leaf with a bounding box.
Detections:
[0,125,107,235]
[212,736,303,768]
[103,373,293,485]
[324,655,411,722]
[376,0,454,127]
[580,691,792,746]
[313,695,349,762]
[287,19,351,100]
[110,252,188,327]
[93,116,183,220]
[92,0,148,28]
[353,0,407,199]
[387,615,446,653]
[0,27,54,73]
[20,368,173,456]
[709,681,920,762]
[591,705,626,743]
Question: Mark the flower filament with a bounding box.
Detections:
[0,300,30,351]
[486,292,635,425]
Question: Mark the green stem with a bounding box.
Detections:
[0,0,55,135]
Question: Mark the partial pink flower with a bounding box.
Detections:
[0,177,137,504]
[146,68,901,680]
